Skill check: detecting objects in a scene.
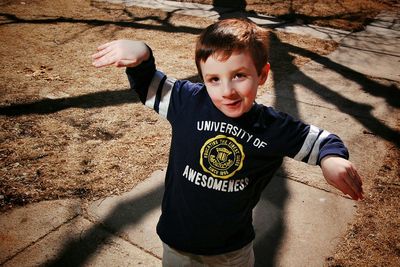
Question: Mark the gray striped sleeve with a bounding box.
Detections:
[293,125,332,165]
[144,70,176,118]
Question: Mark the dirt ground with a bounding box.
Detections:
[0,0,399,266]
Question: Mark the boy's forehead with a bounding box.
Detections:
[206,50,252,62]
[211,49,246,61]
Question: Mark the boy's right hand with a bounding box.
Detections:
[92,40,150,68]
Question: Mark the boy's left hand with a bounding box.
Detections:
[320,156,364,200]
[91,40,150,68]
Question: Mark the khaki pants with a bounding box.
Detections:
[162,242,254,267]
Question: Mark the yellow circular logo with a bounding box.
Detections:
[200,135,245,179]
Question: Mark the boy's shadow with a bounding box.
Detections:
[253,172,288,267]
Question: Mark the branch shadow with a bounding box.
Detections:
[268,31,400,147]
[0,11,203,35]
[0,88,141,116]
[269,30,400,109]
[291,70,400,147]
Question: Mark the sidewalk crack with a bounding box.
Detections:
[0,214,80,266]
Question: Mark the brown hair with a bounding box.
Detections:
[195,18,270,78]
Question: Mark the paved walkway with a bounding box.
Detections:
[1,1,399,266]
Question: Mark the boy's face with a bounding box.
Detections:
[200,50,269,118]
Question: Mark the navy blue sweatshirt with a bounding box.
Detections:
[126,52,348,255]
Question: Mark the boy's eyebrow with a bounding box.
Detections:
[203,67,250,77]
[233,67,249,73]
[204,73,218,78]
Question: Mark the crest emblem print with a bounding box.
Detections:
[200,135,245,179]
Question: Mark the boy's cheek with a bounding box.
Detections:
[205,86,220,99]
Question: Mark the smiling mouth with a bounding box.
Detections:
[224,100,241,108]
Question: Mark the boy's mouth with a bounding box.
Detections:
[224,99,242,109]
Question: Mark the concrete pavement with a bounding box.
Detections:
[1,2,399,266]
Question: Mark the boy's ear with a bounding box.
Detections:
[258,63,270,85]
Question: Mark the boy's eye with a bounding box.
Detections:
[234,73,246,79]
[207,77,220,83]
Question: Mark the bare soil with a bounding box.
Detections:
[327,142,400,266]
[0,0,398,266]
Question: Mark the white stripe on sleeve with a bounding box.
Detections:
[294,125,320,161]
[307,130,331,165]
[158,77,176,118]
[145,71,165,109]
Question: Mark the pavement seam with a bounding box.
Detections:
[0,213,80,266]
[81,209,162,260]
[339,43,400,57]
[280,174,352,200]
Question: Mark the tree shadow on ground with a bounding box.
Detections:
[0,11,203,35]
[0,74,200,116]
[267,31,400,148]
[0,88,140,116]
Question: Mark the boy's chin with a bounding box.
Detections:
[220,108,245,118]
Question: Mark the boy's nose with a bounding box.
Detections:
[222,81,235,97]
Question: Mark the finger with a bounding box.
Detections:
[93,52,118,68]
[92,45,114,60]
[352,167,363,188]
[325,176,339,189]
[350,167,364,199]
[93,58,113,68]
[353,170,364,199]
[346,168,364,199]
[329,178,353,199]
[346,168,361,191]
[342,176,360,200]
[97,40,117,51]
[341,183,358,200]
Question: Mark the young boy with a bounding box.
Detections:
[92,18,363,266]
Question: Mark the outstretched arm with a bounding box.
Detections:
[320,156,364,200]
[92,40,150,68]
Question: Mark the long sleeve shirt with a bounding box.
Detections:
[126,51,349,255]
